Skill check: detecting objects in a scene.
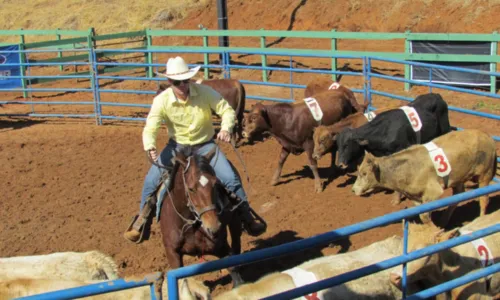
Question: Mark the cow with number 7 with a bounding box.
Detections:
[352,129,497,226]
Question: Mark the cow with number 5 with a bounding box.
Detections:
[335,93,451,170]
[352,129,497,226]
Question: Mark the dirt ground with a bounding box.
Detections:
[1,0,500,297]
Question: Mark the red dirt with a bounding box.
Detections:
[1,0,500,296]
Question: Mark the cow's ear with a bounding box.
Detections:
[435,228,459,243]
[358,139,369,146]
[364,151,375,162]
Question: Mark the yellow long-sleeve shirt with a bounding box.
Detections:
[142,83,235,151]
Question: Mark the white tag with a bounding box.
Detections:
[399,106,422,132]
[328,82,341,90]
[195,79,203,84]
[460,230,495,268]
[282,267,323,300]
[364,111,376,122]
[424,142,452,177]
[199,175,209,187]
[304,97,324,122]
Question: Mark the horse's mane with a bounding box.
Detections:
[192,153,216,177]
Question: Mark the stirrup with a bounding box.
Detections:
[124,215,146,244]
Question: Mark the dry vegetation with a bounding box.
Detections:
[0,0,209,43]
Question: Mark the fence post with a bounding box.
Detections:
[404,30,411,92]
[202,27,209,79]
[491,31,497,94]
[56,28,63,71]
[145,29,153,78]
[331,29,337,81]
[260,28,268,82]
[19,28,27,99]
[87,28,99,125]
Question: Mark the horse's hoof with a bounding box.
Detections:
[391,198,401,206]
[270,178,279,186]
[315,185,324,193]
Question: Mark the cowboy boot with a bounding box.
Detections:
[238,202,266,237]
[123,196,155,243]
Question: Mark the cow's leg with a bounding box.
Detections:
[391,192,403,206]
[329,144,339,177]
[271,147,290,186]
[477,178,491,216]
[305,142,323,193]
[419,182,444,224]
[438,184,464,226]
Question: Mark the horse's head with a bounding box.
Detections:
[174,148,222,238]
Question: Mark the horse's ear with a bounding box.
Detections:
[204,146,217,162]
[173,150,187,167]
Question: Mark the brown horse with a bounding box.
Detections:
[158,149,244,286]
[157,79,246,143]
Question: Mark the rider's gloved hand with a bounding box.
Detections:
[148,149,158,161]
[217,130,231,143]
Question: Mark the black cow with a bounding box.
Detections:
[336,93,451,167]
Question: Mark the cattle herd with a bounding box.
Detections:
[2,78,498,299]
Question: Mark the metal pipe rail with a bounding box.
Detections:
[166,183,500,299]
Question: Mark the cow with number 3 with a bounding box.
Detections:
[352,129,497,226]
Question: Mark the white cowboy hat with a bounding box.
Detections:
[156,56,201,80]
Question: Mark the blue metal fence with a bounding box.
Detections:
[2,47,499,299]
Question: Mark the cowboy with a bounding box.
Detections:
[123,56,266,243]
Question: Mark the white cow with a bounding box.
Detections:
[390,210,499,299]
[182,235,422,299]
[0,276,205,300]
[0,251,118,281]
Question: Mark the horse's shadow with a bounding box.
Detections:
[235,230,351,283]
[0,118,46,131]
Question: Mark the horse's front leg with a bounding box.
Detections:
[226,219,244,288]
[165,247,183,269]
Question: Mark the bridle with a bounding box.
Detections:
[163,156,220,238]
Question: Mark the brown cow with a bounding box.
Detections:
[390,211,500,299]
[243,90,361,193]
[157,78,246,142]
[352,129,497,226]
[312,104,401,161]
[304,78,365,113]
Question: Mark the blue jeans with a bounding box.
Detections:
[139,139,248,210]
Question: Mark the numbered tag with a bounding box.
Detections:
[424,142,452,177]
[400,106,422,132]
[328,82,341,90]
[460,230,495,268]
[282,267,323,300]
[304,97,324,122]
[363,111,376,122]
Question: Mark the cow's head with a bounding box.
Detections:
[312,126,336,160]
[389,222,458,289]
[242,103,269,141]
[351,151,381,195]
[336,128,368,168]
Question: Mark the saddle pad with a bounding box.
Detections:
[399,106,422,132]
[459,230,495,268]
[423,142,452,177]
[363,111,376,122]
[328,82,341,90]
[282,267,324,300]
[304,97,324,122]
